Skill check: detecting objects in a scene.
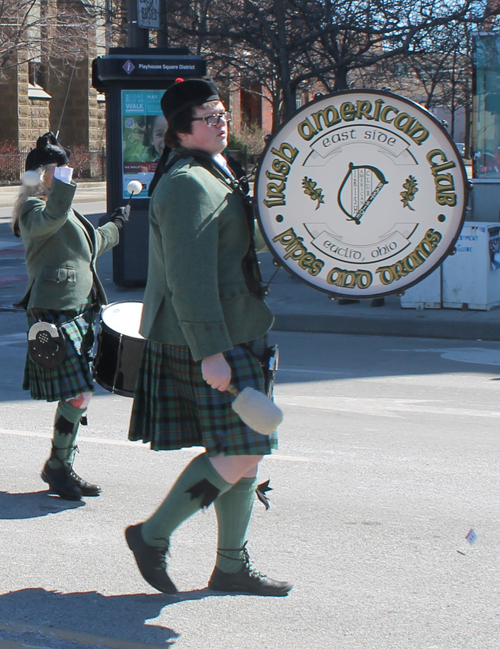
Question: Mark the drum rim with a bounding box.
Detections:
[254,88,468,300]
[100,300,145,340]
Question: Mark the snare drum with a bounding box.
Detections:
[93,301,145,397]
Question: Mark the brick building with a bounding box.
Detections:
[0,0,107,167]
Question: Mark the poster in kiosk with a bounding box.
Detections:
[92,48,207,285]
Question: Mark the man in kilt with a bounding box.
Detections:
[13,133,127,501]
[126,79,293,597]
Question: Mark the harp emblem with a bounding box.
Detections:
[338,163,388,225]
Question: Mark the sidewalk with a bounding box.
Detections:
[0,181,106,215]
[2,182,500,341]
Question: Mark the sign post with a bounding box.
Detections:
[256,89,468,300]
[137,0,160,29]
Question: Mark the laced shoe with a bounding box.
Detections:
[208,543,293,597]
[41,462,82,501]
[125,523,178,594]
[66,446,101,496]
[66,465,101,496]
[41,445,100,499]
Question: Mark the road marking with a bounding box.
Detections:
[280,365,343,376]
[0,428,329,464]
[278,395,500,419]
[0,619,170,649]
[0,333,26,347]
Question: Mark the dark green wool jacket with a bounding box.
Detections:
[141,151,274,361]
[18,178,119,311]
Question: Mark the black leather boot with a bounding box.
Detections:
[125,523,178,594]
[41,444,100,499]
[208,543,293,597]
[41,461,82,501]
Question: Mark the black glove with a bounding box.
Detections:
[25,132,71,171]
[36,132,70,166]
[109,205,131,230]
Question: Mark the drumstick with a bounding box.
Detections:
[120,180,143,219]
[127,180,143,205]
[226,384,283,435]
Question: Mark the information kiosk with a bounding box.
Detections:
[92,48,206,285]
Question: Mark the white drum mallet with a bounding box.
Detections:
[127,180,143,201]
[226,384,283,435]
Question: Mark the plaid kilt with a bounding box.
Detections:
[129,336,279,456]
[23,297,97,402]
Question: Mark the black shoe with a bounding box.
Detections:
[41,462,82,501]
[67,466,101,497]
[43,444,101,498]
[125,523,178,594]
[208,545,293,597]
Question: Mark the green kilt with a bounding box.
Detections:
[129,336,278,456]
[23,297,97,402]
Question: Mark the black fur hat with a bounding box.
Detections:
[25,132,71,171]
[161,79,220,121]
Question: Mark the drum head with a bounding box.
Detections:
[255,89,467,300]
[101,301,144,339]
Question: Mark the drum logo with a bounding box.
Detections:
[256,90,466,298]
[337,163,388,225]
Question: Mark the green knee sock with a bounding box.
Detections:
[214,476,259,573]
[48,400,86,468]
[141,453,233,547]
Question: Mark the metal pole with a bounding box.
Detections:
[158,0,168,47]
[128,0,149,48]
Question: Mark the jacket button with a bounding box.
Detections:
[205,325,212,332]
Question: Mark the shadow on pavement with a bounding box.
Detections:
[0,490,85,519]
[0,587,241,646]
[0,589,178,645]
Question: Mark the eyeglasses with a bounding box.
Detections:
[192,111,232,127]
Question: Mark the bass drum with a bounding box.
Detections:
[93,301,145,398]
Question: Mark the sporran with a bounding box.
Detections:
[28,321,67,369]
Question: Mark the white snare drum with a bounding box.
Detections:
[93,301,145,398]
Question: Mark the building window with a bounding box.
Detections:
[29,61,44,88]
[241,82,262,127]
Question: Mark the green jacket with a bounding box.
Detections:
[18,178,119,311]
[141,150,274,361]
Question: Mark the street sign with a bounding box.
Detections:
[255,89,467,299]
[137,0,160,29]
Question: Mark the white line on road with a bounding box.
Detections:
[0,334,26,347]
[279,366,343,375]
[279,395,500,419]
[0,428,329,464]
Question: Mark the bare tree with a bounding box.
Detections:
[164,0,500,128]
[0,0,103,77]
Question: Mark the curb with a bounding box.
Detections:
[273,313,500,341]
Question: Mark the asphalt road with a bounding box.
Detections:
[1,320,500,649]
